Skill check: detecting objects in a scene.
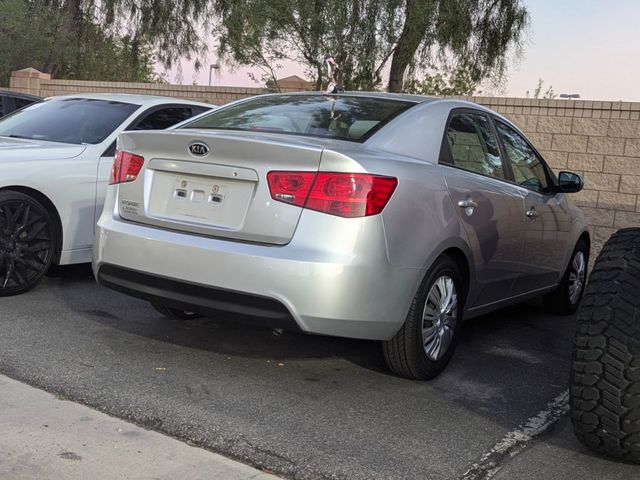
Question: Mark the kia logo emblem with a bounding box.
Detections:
[189,142,209,156]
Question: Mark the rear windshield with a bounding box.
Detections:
[183,95,415,142]
[0,98,139,145]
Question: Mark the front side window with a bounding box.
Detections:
[495,121,549,193]
[445,113,505,179]
[0,98,139,145]
[183,95,415,142]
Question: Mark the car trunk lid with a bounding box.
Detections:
[115,130,324,245]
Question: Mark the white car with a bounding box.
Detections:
[0,93,213,296]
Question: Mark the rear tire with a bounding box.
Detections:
[151,302,203,320]
[0,191,55,296]
[543,238,589,315]
[570,228,640,463]
[383,255,464,380]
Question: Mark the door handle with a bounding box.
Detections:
[457,198,478,216]
[526,207,540,219]
[457,199,478,209]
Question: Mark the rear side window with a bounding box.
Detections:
[132,107,197,130]
[14,97,35,109]
[184,95,415,142]
[444,113,505,179]
[495,121,549,193]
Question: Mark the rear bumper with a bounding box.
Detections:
[97,264,301,331]
[94,202,421,340]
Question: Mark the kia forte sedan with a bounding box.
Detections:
[94,93,589,380]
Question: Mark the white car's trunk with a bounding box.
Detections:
[116,130,324,245]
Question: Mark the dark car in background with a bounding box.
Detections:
[0,90,42,117]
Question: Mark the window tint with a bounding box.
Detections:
[185,95,414,142]
[495,121,549,192]
[14,97,35,109]
[132,107,198,130]
[0,98,138,144]
[445,113,504,179]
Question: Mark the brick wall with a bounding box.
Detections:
[9,70,640,252]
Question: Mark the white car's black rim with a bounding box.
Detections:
[0,200,53,289]
[422,275,458,361]
[568,250,586,305]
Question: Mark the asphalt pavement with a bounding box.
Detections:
[0,264,638,480]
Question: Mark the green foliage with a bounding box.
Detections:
[404,66,477,96]
[0,0,184,86]
[213,0,404,91]
[214,0,529,93]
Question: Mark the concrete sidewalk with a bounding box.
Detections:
[0,375,281,480]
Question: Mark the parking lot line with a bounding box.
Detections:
[460,389,570,480]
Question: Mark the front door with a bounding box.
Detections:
[440,111,525,308]
[493,120,570,294]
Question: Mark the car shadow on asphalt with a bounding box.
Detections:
[53,263,578,392]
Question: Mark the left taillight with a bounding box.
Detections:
[109,149,145,185]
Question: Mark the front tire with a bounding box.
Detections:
[0,191,55,296]
[570,228,640,463]
[543,238,589,314]
[383,255,464,380]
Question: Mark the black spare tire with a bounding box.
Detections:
[570,228,640,463]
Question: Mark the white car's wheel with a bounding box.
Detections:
[0,191,55,296]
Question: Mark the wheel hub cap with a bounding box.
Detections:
[568,251,586,305]
[422,275,458,361]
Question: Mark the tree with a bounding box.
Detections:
[213,0,404,91]
[404,65,477,96]
[527,78,557,99]
[388,0,528,92]
[0,0,166,86]
[213,0,529,93]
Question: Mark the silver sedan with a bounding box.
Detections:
[93,93,589,379]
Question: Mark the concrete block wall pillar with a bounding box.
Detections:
[9,68,51,96]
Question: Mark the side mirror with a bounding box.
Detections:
[558,171,583,193]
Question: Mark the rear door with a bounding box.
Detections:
[494,119,571,294]
[440,110,525,308]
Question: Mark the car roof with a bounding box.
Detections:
[45,93,214,109]
[260,91,439,104]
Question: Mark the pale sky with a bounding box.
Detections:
[168,0,640,102]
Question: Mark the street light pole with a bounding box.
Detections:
[208,63,221,86]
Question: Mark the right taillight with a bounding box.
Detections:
[267,171,397,218]
[110,149,145,185]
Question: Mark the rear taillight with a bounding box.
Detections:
[110,149,144,185]
[267,171,397,218]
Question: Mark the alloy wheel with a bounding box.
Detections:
[0,199,53,291]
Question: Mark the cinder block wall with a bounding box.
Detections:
[10,70,640,252]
